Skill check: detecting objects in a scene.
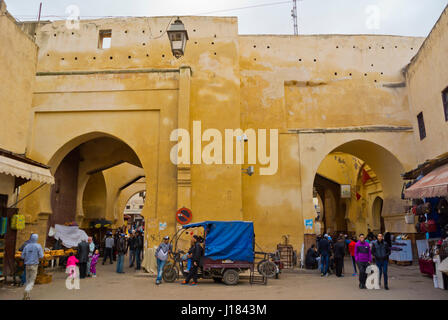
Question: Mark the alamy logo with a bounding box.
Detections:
[65,265,80,290]
[170,121,278,175]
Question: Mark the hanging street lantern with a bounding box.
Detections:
[167,18,189,58]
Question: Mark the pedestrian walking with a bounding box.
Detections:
[355,234,371,289]
[155,236,172,285]
[333,237,345,277]
[371,233,391,290]
[77,239,89,279]
[182,235,203,286]
[348,237,357,276]
[103,232,114,265]
[66,252,80,290]
[135,230,144,270]
[318,234,331,277]
[116,233,127,273]
[90,249,100,277]
[21,234,43,300]
[18,235,33,286]
[127,231,136,268]
[87,237,95,277]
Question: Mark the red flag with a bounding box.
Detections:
[361,168,371,184]
[356,192,361,200]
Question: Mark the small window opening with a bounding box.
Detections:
[99,30,112,49]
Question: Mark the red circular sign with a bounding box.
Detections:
[176,207,192,225]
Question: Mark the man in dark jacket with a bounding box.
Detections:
[135,231,144,270]
[371,233,391,290]
[182,235,203,285]
[305,244,319,269]
[116,233,127,274]
[333,237,345,277]
[318,234,331,277]
[127,231,136,268]
[77,239,89,279]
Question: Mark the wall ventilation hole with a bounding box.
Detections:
[253,45,256,48]
[314,59,317,62]
[374,80,377,82]
[142,30,145,33]
[299,58,302,62]
[267,46,270,49]
[334,72,337,76]
[214,34,217,38]
[336,46,339,48]
[193,29,196,32]
[54,34,57,37]
[146,54,149,57]
[364,73,367,76]
[353,46,356,48]
[162,54,165,58]
[160,30,162,33]
[61,58,64,61]
[47,54,50,57]
[395,46,397,48]
[411,47,414,50]
[349,73,352,76]
[128,56,132,59]
[72,32,74,35]
[74,57,78,60]
[110,56,113,60]
[254,58,257,61]
[93,57,96,60]
[125,30,128,34]
[214,52,216,55]
[194,41,198,44]
[369,46,371,49]
[211,42,214,45]
[381,46,384,49]
[371,64,374,67]
[143,43,146,46]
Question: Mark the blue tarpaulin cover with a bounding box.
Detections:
[182,221,254,262]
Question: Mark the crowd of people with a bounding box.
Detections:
[19,227,145,300]
[305,230,392,290]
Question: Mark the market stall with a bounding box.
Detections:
[403,161,448,290]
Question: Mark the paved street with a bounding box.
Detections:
[1,257,447,300]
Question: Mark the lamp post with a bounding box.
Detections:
[167,18,189,58]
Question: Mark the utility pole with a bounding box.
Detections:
[291,0,298,35]
[37,2,42,23]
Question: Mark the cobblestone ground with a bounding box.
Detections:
[1,257,448,300]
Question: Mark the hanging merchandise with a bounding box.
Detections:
[10,214,25,230]
[0,217,7,235]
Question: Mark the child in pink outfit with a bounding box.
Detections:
[66,253,79,278]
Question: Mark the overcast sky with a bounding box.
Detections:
[5,0,448,36]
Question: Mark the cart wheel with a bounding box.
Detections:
[258,261,277,278]
[162,264,178,283]
[257,259,268,274]
[222,269,239,285]
[212,277,222,283]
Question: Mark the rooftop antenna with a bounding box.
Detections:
[291,0,298,35]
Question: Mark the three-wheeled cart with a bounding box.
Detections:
[162,221,267,285]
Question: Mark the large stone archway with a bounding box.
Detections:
[299,133,418,240]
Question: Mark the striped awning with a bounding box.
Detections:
[404,163,448,199]
[0,155,54,185]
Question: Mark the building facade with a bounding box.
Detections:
[1,0,447,255]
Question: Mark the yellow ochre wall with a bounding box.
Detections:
[406,5,448,163]
[3,8,443,254]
